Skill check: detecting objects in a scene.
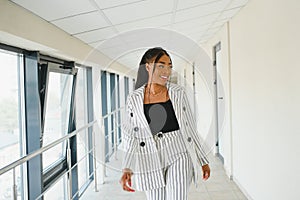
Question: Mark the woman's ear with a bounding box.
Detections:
[145,63,150,72]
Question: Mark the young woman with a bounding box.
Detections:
[120,47,210,200]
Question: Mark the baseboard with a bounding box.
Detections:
[232,177,254,200]
[215,152,224,164]
[225,168,233,180]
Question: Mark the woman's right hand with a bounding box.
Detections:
[119,170,135,192]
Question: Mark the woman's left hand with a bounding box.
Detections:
[202,164,210,180]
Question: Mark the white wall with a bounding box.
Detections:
[205,0,300,199]
[182,60,214,154]
[205,23,233,178]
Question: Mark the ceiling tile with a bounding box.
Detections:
[227,0,249,9]
[211,19,228,28]
[102,0,173,25]
[173,13,219,31]
[115,14,172,33]
[94,0,145,9]
[118,53,140,62]
[198,34,214,43]
[205,26,222,35]
[90,37,126,54]
[172,30,206,42]
[116,28,172,49]
[175,0,231,23]
[218,7,242,21]
[52,11,110,34]
[74,27,116,44]
[117,54,140,69]
[11,0,97,21]
[185,31,207,40]
[125,39,170,52]
[177,0,221,10]
[172,19,212,36]
[185,31,212,42]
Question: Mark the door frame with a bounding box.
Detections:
[213,42,224,164]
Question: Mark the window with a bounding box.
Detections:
[43,174,67,199]
[42,69,73,170]
[0,49,24,200]
[75,68,89,190]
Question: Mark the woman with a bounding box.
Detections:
[120,47,210,200]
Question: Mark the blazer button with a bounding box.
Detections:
[157,133,163,138]
[187,137,192,142]
[140,142,145,147]
[130,113,133,117]
[134,127,139,131]
[183,106,186,111]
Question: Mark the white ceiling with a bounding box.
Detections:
[10,0,249,70]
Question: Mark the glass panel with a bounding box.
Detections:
[43,71,73,170]
[0,50,22,168]
[75,68,89,189]
[0,49,23,199]
[77,131,88,189]
[43,174,67,199]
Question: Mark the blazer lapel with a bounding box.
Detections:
[134,86,153,136]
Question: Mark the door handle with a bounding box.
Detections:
[218,97,223,99]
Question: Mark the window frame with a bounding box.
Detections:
[39,56,78,194]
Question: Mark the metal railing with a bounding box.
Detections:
[102,107,123,161]
[0,107,124,200]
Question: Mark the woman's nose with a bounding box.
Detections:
[162,66,171,74]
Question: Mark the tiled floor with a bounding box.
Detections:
[81,153,248,200]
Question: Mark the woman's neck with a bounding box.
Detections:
[146,83,166,94]
[144,83,169,104]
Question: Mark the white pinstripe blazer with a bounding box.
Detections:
[121,83,209,191]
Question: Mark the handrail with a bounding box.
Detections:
[0,106,124,176]
[0,120,97,176]
[102,106,124,119]
[0,106,124,200]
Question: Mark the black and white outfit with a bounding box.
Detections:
[121,83,209,200]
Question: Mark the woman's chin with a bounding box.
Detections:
[151,81,166,86]
[159,81,168,86]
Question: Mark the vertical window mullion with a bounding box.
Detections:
[86,68,94,180]
[117,75,121,145]
[68,70,79,200]
[101,71,108,162]
[23,51,43,200]
[110,73,115,155]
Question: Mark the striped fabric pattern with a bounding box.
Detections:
[121,83,209,191]
[145,152,193,200]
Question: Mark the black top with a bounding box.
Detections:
[144,99,180,134]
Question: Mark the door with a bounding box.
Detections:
[214,42,225,163]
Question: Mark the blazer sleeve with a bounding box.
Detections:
[182,89,209,166]
[121,94,138,172]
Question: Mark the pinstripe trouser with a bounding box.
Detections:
[145,131,193,200]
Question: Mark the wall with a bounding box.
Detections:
[204,23,233,178]
[205,0,300,199]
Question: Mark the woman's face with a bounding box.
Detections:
[146,54,172,86]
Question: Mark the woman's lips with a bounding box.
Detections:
[160,75,169,80]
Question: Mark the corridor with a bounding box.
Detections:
[82,153,248,200]
[1,0,299,199]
